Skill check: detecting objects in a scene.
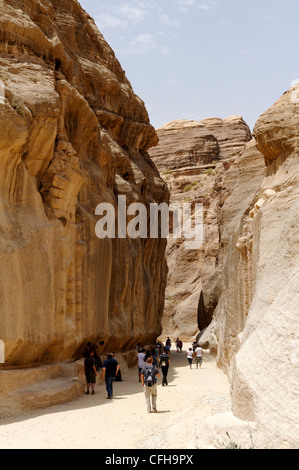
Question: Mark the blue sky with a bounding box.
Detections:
[80,0,299,131]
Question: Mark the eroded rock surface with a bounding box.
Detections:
[149,116,252,340]
[0,0,168,368]
[199,85,299,449]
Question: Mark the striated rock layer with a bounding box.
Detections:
[149,116,252,340]
[150,116,251,172]
[0,0,168,368]
[199,85,299,449]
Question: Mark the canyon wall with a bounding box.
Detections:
[0,0,168,368]
[150,88,299,448]
[197,85,299,448]
[149,116,252,340]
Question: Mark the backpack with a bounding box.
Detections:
[159,353,169,367]
[143,365,155,387]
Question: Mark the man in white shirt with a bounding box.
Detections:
[137,348,146,382]
[195,345,203,368]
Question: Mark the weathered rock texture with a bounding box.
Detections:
[0,0,168,369]
[149,116,252,340]
[150,116,251,172]
[151,88,299,447]
[198,85,299,449]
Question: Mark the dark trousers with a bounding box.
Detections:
[105,376,115,397]
[161,365,169,385]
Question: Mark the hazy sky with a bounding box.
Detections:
[80,0,299,131]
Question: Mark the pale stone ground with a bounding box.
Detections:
[0,345,230,449]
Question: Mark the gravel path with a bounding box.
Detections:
[0,346,230,449]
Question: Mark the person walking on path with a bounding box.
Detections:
[186,347,194,369]
[159,347,170,386]
[141,356,160,413]
[179,340,183,353]
[175,338,180,353]
[151,348,158,367]
[84,350,97,395]
[83,341,92,358]
[102,353,119,399]
[137,348,146,382]
[194,345,204,368]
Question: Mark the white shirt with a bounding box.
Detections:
[137,352,146,368]
[187,349,194,358]
[195,347,203,357]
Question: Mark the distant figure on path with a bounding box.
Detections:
[91,342,102,370]
[83,341,92,358]
[151,348,158,366]
[102,353,119,399]
[159,347,170,386]
[137,348,146,382]
[141,356,160,413]
[144,349,151,362]
[194,345,203,368]
[84,350,97,395]
[179,340,183,353]
[175,338,180,353]
[186,347,194,369]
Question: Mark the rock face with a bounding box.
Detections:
[151,88,299,447]
[0,0,168,368]
[150,116,251,172]
[198,85,299,449]
[148,116,252,340]
[200,116,252,160]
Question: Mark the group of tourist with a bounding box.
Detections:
[83,342,119,399]
[136,340,172,413]
[82,336,203,413]
[186,342,204,368]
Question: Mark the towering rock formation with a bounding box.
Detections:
[197,84,299,449]
[0,0,168,368]
[149,116,252,339]
[151,89,299,447]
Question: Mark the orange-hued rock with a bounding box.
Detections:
[0,0,168,367]
[254,84,299,174]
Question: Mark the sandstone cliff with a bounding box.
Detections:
[149,116,252,340]
[197,85,299,449]
[150,89,299,447]
[0,0,168,368]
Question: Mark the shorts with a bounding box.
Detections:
[187,358,193,365]
[195,356,202,364]
[86,370,96,384]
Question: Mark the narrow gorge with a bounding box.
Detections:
[0,0,298,450]
[149,89,299,449]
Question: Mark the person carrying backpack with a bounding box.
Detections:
[141,356,160,413]
[159,346,170,386]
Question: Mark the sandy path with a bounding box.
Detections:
[0,346,230,449]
